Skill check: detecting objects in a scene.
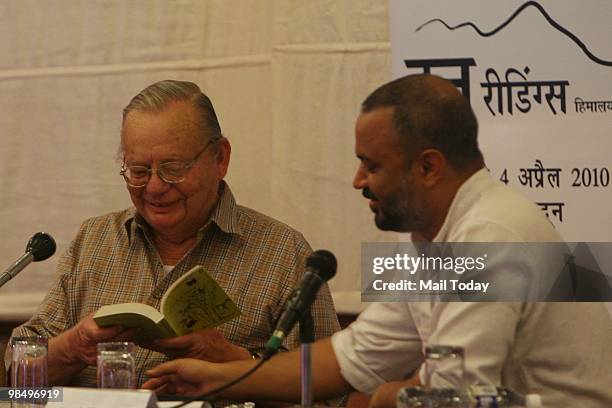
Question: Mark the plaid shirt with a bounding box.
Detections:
[10,183,340,387]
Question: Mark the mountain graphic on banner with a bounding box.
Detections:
[415,1,612,67]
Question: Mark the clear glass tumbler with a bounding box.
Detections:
[10,336,48,407]
[397,345,469,408]
[11,336,48,388]
[96,342,136,389]
[422,345,466,390]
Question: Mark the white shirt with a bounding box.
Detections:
[332,169,612,407]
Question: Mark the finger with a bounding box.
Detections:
[152,334,192,349]
[96,324,126,339]
[143,375,180,396]
[114,328,139,342]
[142,376,167,390]
[145,360,179,377]
[141,378,160,390]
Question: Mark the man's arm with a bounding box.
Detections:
[6,232,81,384]
[368,376,420,408]
[7,236,137,385]
[45,315,135,385]
[7,315,134,385]
[144,337,353,402]
[144,302,426,401]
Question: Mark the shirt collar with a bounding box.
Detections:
[123,181,243,244]
[208,181,242,235]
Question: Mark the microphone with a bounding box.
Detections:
[0,232,56,288]
[263,250,337,359]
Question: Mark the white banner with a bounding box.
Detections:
[390,0,612,242]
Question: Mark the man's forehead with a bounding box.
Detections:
[356,106,395,130]
[124,101,198,128]
[355,107,401,150]
[121,106,206,158]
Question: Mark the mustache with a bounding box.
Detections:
[362,187,377,200]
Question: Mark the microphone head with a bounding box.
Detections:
[306,249,337,281]
[26,232,57,262]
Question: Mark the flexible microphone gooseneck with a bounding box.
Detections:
[262,249,337,360]
[0,232,56,288]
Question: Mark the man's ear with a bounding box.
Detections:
[215,137,231,179]
[415,148,446,188]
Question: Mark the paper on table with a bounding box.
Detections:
[53,387,157,408]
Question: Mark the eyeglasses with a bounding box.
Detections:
[120,140,214,188]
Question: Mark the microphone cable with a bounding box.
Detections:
[169,357,268,408]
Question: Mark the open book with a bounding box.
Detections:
[93,265,241,339]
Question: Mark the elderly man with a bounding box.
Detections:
[7,80,339,387]
[144,74,612,407]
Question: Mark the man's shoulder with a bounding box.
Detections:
[455,181,561,242]
[78,208,134,235]
[234,204,307,239]
[474,182,544,220]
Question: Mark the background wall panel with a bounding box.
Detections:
[0,0,392,318]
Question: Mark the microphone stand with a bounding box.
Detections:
[0,253,34,288]
[299,307,314,408]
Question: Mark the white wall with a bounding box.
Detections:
[0,0,394,318]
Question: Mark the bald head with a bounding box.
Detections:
[362,74,482,171]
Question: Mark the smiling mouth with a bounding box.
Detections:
[148,201,177,208]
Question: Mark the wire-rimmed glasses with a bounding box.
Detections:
[120,139,214,188]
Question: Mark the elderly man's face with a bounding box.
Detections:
[352,107,427,233]
[121,101,229,240]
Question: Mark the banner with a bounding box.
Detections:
[389,0,611,242]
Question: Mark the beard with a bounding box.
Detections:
[363,176,427,233]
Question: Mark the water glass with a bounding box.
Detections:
[398,386,469,408]
[423,345,465,389]
[10,336,48,388]
[96,342,135,389]
[10,336,48,407]
[397,345,469,408]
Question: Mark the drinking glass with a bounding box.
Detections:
[423,345,465,390]
[10,336,48,388]
[96,342,135,389]
[397,345,469,408]
[10,336,48,407]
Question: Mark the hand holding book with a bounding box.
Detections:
[93,265,241,340]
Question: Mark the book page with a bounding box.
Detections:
[160,266,241,335]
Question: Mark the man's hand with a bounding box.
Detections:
[140,328,251,362]
[63,313,137,365]
[346,391,371,408]
[47,313,137,384]
[368,377,420,408]
[143,358,224,396]
[145,337,352,402]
